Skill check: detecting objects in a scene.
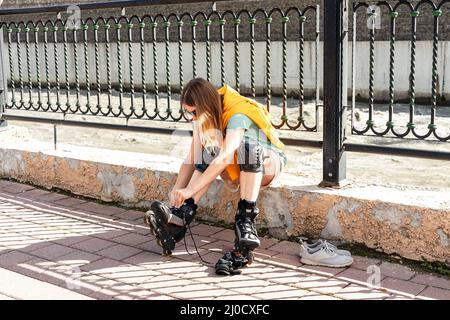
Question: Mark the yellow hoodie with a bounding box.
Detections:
[218,85,285,182]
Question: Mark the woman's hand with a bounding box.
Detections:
[169,189,178,207]
[172,188,194,208]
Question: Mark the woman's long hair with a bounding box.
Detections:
[181,78,224,149]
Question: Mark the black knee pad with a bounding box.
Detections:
[194,146,220,173]
[237,139,263,173]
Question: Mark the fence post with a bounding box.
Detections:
[320,0,348,187]
[0,25,7,129]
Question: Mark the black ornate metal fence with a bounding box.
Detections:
[0,0,320,131]
[352,0,450,142]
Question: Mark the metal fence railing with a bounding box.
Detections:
[0,0,321,132]
[352,0,450,142]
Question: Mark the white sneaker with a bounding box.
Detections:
[302,239,351,257]
[299,241,353,268]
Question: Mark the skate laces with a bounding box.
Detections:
[167,205,212,266]
[173,207,213,267]
[184,223,214,267]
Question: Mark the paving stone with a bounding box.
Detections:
[187,251,224,265]
[129,225,151,236]
[216,278,270,295]
[379,261,416,281]
[111,233,152,247]
[168,284,227,299]
[0,266,92,300]
[298,292,342,300]
[248,268,301,286]
[76,202,127,216]
[104,269,161,285]
[2,184,35,194]
[410,274,450,290]
[38,193,70,203]
[11,257,56,276]
[335,284,391,300]
[54,198,88,207]
[97,244,142,261]
[417,286,450,300]
[294,275,349,294]
[16,189,51,200]
[113,210,144,221]
[175,266,219,282]
[54,251,103,268]
[210,229,235,242]
[71,238,117,253]
[336,267,379,285]
[0,251,35,267]
[92,229,131,240]
[380,277,426,296]
[80,258,132,275]
[215,294,259,300]
[30,244,76,260]
[183,234,217,248]
[268,240,303,256]
[7,259,65,286]
[270,253,303,268]
[138,276,192,291]
[259,237,280,249]
[122,251,171,266]
[384,294,418,300]
[253,285,310,299]
[50,235,90,246]
[299,264,347,277]
[190,224,224,237]
[351,256,382,271]
[73,274,118,297]
[201,240,234,253]
[253,248,278,260]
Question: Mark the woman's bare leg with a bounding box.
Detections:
[239,171,263,201]
[239,155,276,201]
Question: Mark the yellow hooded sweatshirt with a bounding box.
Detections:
[218,84,285,182]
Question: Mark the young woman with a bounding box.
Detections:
[145,78,287,275]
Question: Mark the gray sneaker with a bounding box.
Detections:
[302,239,351,257]
[299,241,353,268]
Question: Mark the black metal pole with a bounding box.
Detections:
[320,0,348,187]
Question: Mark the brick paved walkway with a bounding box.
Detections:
[0,179,449,300]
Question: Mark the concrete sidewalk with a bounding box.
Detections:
[0,179,449,300]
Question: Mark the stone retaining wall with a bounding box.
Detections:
[0,143,448,264]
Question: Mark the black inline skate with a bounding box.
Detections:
[144,198,197,256]
[215,199,260,275]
